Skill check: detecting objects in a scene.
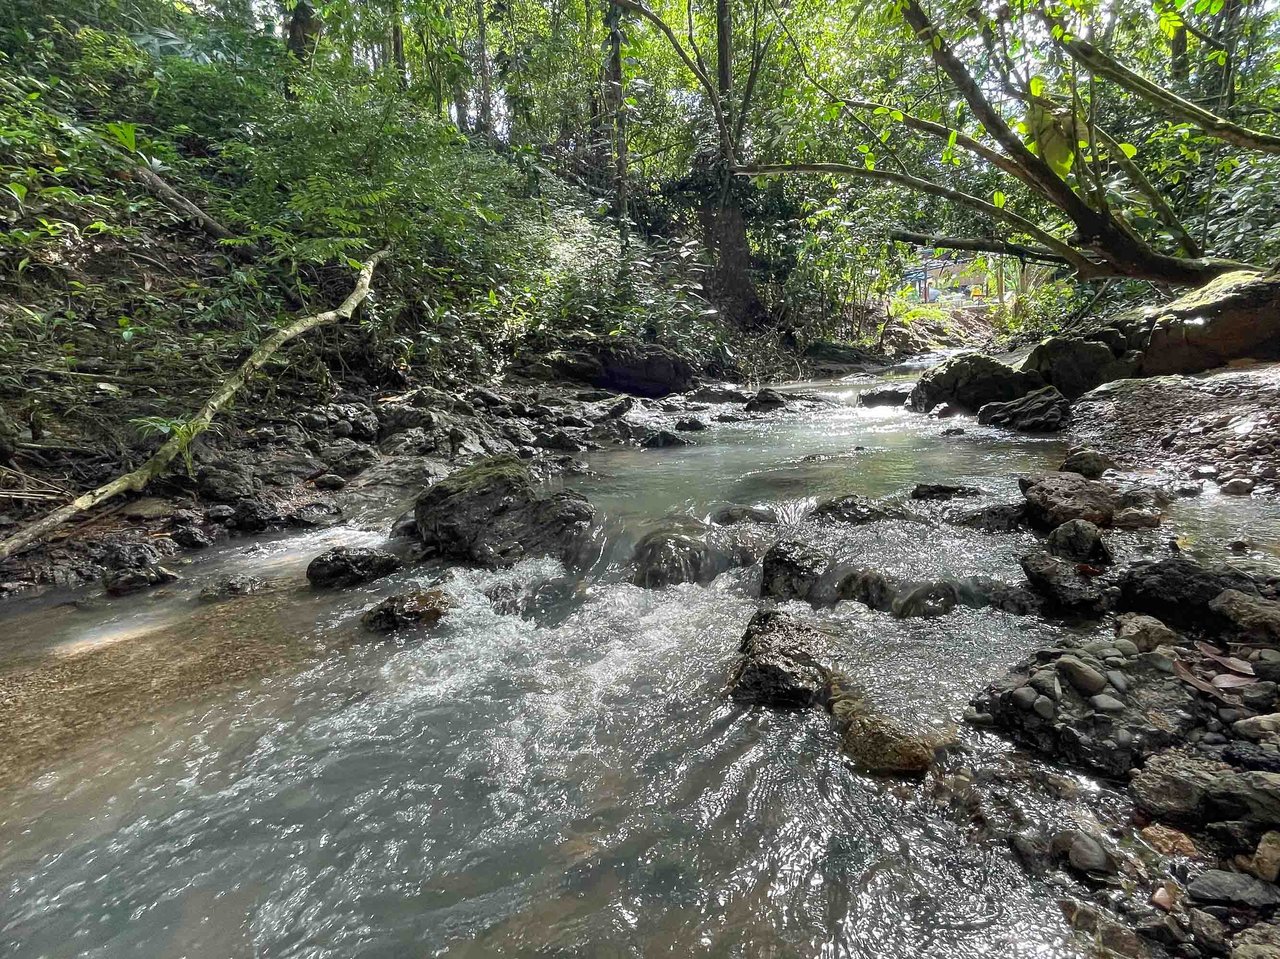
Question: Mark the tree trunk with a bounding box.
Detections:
[607,3,628,249]
[285,1,321,65]
[475,0,494,140]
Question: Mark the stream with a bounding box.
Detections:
[4,369,1280,958]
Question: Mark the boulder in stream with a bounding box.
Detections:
[306,545,402,588]
[632,518,759,588]
[361,590,452,632]
[1138,270,1280,376]
[977,386,1071,433]
[1117,556,1260,631]
[414,454,596,568]
[1019,336,1136,399]
[544,338,695,397]
[859,384,912,408]
[908,353,1042,413]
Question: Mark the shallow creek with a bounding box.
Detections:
[3,372,1280,958]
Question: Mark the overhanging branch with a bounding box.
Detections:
[888,230,1070,264]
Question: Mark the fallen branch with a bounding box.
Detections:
[0,250,389,563]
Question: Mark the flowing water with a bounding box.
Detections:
[3,372,1280,959]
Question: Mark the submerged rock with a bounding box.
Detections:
[745,388,788,412]
[361,590,452,633]
[760,539,828,602]
[809,495,905,524]
[910,483,979,501]
[306,545,402,588]
[710,504,778,526]
[908,353,1042,413]
[631,519,758,588]
[977,386,1071,433]
[414,454,595,568]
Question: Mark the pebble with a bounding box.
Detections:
[1033,695,1056,719]
[1106,670,1129,693]
[1058,656,1108,695]
[1091,694,1126,713]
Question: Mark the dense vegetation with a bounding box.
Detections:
[2,0,1279,441]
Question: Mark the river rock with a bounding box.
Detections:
[1210,589,1280,645]
[1131,750,1226,824]
[828,678,938,775]
[977,386,1072,432]
[546,338,694,397]
[632,519,757,588]
[361,590,452,632]
[1020,336,1134,399]
[729,609,833,708]
[745,388,788,412]
[198,574,265,601]
[306,545,402,588]
[1021,471,1120,528]
[414,455,595,568]
[688,385,751,404]
[1115,612,1180,652]
[104,564,179,596]
[641,429,688,449]
[1046,519,1114,565]
[908,353,1042,413]
[1139,269,1280,376]
[1188,869,1280,910]
[809,495,905,524]
[710,504,778,526]
[911,483,979,501]
[859,384,913,407]
[1020,551,1109,614]
[760,539,828,601]
[952,502,1028,532]
[1061,449,1115,479]
[1117,557,1260,630]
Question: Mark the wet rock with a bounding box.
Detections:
[199,574,265,602]
[1187,869,1280,910]
[319,438,380,476]
[1221,477,1257,495]
[1021,552,1109,614]
[859,384,913,407]
[1058,655,1108,695]
[1235,714,1280,743]
[810,495,904,524]
[1118,558,1260,631]
[674,417,707,432]
[1233,922,1280,959]
[1113,507,1162,529]
[414,455,595,568]
[306,545,402,588]
[1022,471,1120,529]
[953,502,1028,532]
[1053,828,1117,875]
[104,564,179,596]
[710,505,778,526]
[889,580,959,618]
[1131,750,1225,824]
[760,540,828,602]
[171,525,214,549]
[1139,270,1280,376]
[641,430,688,449]
[1210,589,1280,645]
[978,386,1072,432]
[688,385,751,404]
[745,388,788,412]
[1058,900,1149,957]
[314,473,346,491]
[632,519,758,588]
[729,609,833,709]
[1047,519,1114,565]
[1140,823,1200,857]
[1061,449,1115,479]
[1242,831,1280,883]
[1021,336,1132,399]
[361,590,452,633]
[829,680,938,775]
[198,464,257,502]
[908,353,1042,413]
[911,483,979,501]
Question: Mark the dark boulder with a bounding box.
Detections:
[859,384,912,408]
[977,386,1071,432]
[306,545,402,588]
[809,495,905,524]
[641,429,688,449]
[908,353,1042,413]
[361,590,452,632]
[1060,449,1115,479]
[104,564,179,596]
[549,339,695,397]
[710,504,778,526]
[745,388,788,412]
[760,539,829,601]
[953,502,1028,533]
[1046,519,1114,565]
[1020,551,1109,615]
[911,483,979,501]
[728,609,834,709]
[1020,337,1136,399]
[414,455,595,568]
[1117,557,1259,630]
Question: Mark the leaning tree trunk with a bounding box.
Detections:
[0,251,389,563]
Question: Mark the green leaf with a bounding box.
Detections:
[992,190,1007,209]
[105,121,138,152]
[1118,142,1138,159]
[6,182,28,205]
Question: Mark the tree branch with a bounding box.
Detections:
[888,230,1070,264]
[0,250,390,562]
